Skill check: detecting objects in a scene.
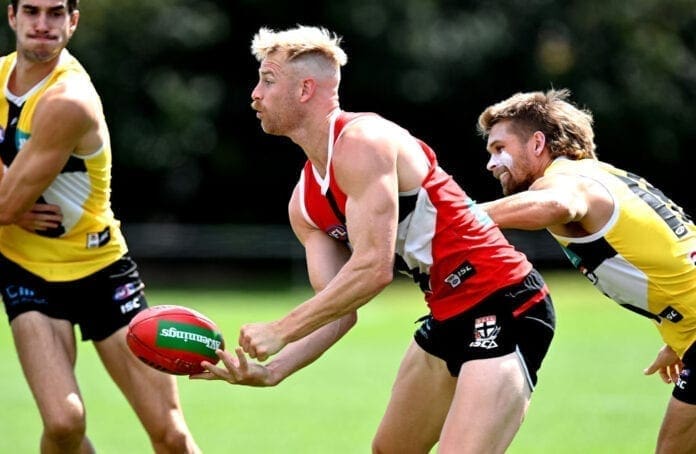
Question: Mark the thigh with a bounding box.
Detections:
[657,342,696,452]
[439,351,531,454]
[373,340,457,454]
[94,326,185,436]
[11,311,84,421]
[656,397,696,453]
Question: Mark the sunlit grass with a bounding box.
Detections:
[0,270,666,453]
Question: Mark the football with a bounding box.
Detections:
[127,305,225,375]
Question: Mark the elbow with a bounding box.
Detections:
[370,265,394,294]
[547,200,579,224]
[343,310,358,330]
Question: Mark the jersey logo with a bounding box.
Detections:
[444,260,476,288]
[659,306,683,323]
[469,315,500,349]
[689,250,696,266]
[86,226,111,248]
[325,224,348,241]
[15,129,28,150]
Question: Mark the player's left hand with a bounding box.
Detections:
[189,347,275,387]
[239,321,286,361]
[17,203,62,232]
[643,344,683,384]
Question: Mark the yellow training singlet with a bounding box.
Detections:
[546,158,696,356]
[0,50,127,281]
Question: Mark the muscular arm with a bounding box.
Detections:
[197,185,358,386]
[272,127,398,341]
[239,123,400,362]
[0,82,95,224]
[261,185,358,383]
[479,174,592,231]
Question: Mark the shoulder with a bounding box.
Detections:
[35,70,100,125]
[337,113,412,149]
[33,83,96,130]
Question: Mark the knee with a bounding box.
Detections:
[371,434,411,454]
[150,425,200,454]
[371,438,386,454]
[42,401,87,449]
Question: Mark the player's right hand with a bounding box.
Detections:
[17,203,62,232]
[190,347,275,387]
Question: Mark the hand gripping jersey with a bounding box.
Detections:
[299,110,535,321]
[0,50,127,281]
[546,158,696,356]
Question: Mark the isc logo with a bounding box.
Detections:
[120,296,142,314]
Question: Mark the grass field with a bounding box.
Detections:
[0,270,667,453]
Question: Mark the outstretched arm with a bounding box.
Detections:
[191,184,358,385]
[479,174,591,230]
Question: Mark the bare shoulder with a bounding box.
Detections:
[36,76,99,120]
[31,77,103,154]
[340,115,406,141]
[335,115,412,161]
[530,172,583,192]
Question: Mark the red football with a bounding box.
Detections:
[126,305,225,375]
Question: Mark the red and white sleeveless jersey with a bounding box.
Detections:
[298,111,533,320]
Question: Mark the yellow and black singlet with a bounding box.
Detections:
[546,158,696,356]
[0,50,127,281]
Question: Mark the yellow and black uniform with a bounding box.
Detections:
[0,49,127,281]
[0,49,146,341]
[546,158,696,358]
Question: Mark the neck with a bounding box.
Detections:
[291,106,341,174]
[9,50,62,96]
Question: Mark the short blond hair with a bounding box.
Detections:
[251,25,348,69]
[477,89,597,160]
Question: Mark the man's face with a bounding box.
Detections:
[485,120,538,195]
[8,0,78,63]
[250,52,302,136]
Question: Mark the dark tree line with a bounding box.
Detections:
[2,0,695,223]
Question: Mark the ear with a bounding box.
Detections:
[531,130,547,156]
[69,10,79,35]
[299,77,316,103]
[8,4,17,32]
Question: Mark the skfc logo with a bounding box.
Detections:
[469,315,500,349]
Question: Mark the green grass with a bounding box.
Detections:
[0,270,667,453]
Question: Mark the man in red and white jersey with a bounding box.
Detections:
[193,25,556,453]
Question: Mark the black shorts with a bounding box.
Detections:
[673,342,696,404]
[414,269,556,388]
[0,254,149,341]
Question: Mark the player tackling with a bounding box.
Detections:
[476,88,696,453]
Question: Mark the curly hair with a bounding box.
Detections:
[477,88,597,160]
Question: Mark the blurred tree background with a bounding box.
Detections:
[1,0,695,224]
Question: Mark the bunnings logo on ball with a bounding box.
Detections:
[156,321,223,355]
